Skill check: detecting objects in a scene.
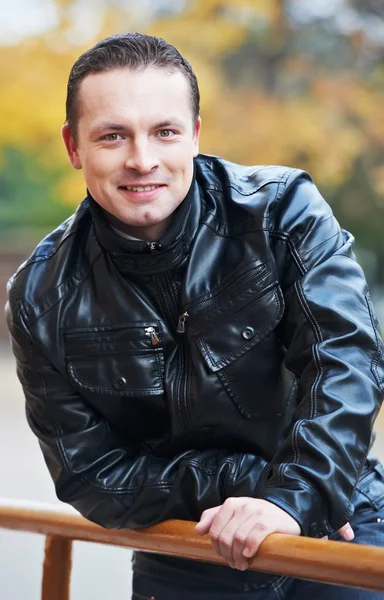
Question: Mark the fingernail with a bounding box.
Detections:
[242,549,251,558]
[345,527,355,541]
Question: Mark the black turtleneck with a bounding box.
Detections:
[87,171,200,275]
[88,173,195,256]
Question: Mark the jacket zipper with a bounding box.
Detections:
[154,273,191,435]
[169,274,192,435]
[177,311,189,333]
[168,274,192,435]
[146,241,162,252]
[66,325,159,342]
[177,263,268,334]
[145,326,160,345]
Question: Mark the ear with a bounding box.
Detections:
[62,124,82,170]
[192,116,202,157]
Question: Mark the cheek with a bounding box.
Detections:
[165,148,194,178]
[82,151,117,179]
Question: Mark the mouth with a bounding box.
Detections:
[119,184,165,192]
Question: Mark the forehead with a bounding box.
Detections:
[76,67,192,123]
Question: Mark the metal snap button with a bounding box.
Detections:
[242,326,255,340]
[113,376,127,389]
[126,260,135,268]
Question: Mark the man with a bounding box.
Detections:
[6,33,384,599]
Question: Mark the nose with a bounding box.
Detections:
[124,138,159,174]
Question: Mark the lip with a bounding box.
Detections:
[117,184,166,201]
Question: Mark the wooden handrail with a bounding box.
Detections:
[2,499,384,596]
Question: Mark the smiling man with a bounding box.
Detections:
[6,33,384,600]
[63,66,200,241]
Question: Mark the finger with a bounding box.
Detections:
[231,514,257,569]
[208,500,239,563]
[214,512,250,568]
[195,506,221,535]
[242,522,273,559]
[337,523,355,541]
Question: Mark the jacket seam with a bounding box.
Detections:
[297,214,335,245]
[17,309,71,454]
[201,216,267,237]
[226,456,242,488]
[294,280,324,420]
[81,479,174,493]
[186,458,236,477]
[203,177,285,197]
[11,217,87,278]
[19,248,104,328]
[300,230,342,260]
[274,168,294,200]
[76,460,237,495]
[269,231,307,276]
[365,293,384,393]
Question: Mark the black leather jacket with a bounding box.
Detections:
[6,154,384,541]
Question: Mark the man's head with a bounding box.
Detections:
[62,33,201,240]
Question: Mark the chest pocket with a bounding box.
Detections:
[187,261,288,418]
[64,323,164,396]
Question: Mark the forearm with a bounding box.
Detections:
[262,172,384,537]
[34,413,268,528]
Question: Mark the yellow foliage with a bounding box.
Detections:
[0,0,383,210]
[146,15,247,59]
[196,0,283,23]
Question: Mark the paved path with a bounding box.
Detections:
[1,343,384,599]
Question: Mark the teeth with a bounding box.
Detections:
[124,185,159,192]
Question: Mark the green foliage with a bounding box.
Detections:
[0,147,74,231]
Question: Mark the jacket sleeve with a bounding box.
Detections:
[5,304,267,530]
[258,170,384,538]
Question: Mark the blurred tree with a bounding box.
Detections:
[0,0,383,283]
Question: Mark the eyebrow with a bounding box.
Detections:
[91,123,125,136]
[154,119,185,130]
[90,119,185,137]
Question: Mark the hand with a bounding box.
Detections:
[195,498,355,571]
[195,497,300,571]
[322,522,354,542]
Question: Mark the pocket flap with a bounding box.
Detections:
[193,284,284,372]
[64,323,164,396]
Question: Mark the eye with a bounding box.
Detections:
[101,133,123,141]
[158,129,176,138]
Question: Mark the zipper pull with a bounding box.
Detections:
[146,241,162,252]
[177,311,189,334]
[145,326,159,346]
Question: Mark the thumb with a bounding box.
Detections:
[195,506,221,535]
[337,522,355,542]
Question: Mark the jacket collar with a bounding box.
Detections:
[88,174,200,275]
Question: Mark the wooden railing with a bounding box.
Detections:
[1,499,384,599]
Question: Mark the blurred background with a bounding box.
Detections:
[1,0,384,598]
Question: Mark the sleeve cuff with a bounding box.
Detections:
[258,482,354,538]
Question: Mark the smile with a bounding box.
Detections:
[120,185,163,192]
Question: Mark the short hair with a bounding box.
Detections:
[66,32,200,136]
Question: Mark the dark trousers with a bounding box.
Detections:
[132,463,384,599]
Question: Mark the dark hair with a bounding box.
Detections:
[66,32,200,136]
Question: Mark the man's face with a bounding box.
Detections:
[62,67,201,240]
